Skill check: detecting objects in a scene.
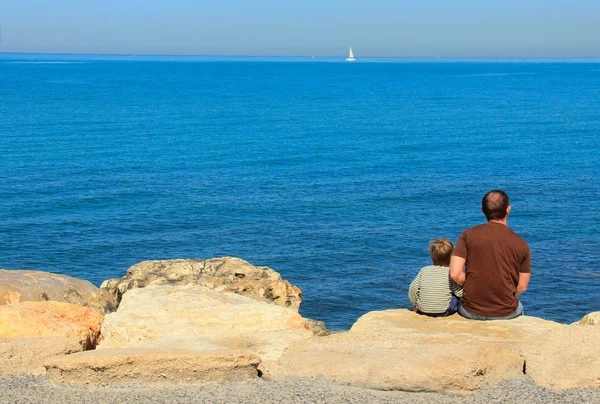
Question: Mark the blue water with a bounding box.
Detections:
[1,54,600,329]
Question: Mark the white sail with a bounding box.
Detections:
[347,47,356,61]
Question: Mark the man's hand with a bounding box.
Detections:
[517,272,531,295]
[450,256,466,286]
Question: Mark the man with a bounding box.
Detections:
[449,190,531,320]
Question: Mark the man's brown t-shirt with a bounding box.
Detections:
[453,222,531,317]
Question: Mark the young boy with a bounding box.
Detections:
[408,238,463,317]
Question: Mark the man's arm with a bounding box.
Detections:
[449,277,463,298]
[449,255,466,286]
[517,245,531,295]
[517,272,530,295]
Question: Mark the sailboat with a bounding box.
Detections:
[346,47,356,62]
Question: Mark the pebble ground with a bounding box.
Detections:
[2,376,600,404]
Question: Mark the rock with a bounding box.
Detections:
[44,348,260,385]
[100,257,302,310]
[0,269,115,314]
[278,309,534,393]
[279,309,600,392]
[0,337,82,376]
[0,301,104,350]
[524,325,600,389]
[574,311,600,325]
[98,285,314,364]
[304,318,331,336]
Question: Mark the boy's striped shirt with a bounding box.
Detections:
[408,265,463,314]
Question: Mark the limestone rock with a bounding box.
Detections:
[575,311,600,325]
[98,285,314,364]
[0,269,115,314]
[524,325,600,389]
[279,309,600,392]
[100,257,302,310]
[304,318,331,336]
[0,301,104,349]
[44,348,260,385]
[278,310,534,393]
[0,337,82,376]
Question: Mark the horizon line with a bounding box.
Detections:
[1,51,600,59]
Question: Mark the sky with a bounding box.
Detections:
[0,0,599,57]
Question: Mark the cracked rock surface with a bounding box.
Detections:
[100,257,302,310]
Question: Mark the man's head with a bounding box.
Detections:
[428,238,454,266]
[482,190,511,221]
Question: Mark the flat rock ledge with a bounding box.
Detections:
[98,285,314,364]
[100,257,302,310]
[0,269,115,314]
[276,309,600,393]
[44,348,261,386]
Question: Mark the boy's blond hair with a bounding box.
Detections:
[428,238,454,266]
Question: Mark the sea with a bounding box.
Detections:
[1,53,599,329]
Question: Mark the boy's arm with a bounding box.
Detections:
[408,272,421,308]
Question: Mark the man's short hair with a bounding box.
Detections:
[428,238,454,266]
[482,190,510,221]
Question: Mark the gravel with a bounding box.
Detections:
[2,376,600,404]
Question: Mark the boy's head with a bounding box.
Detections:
[428,238,454,266]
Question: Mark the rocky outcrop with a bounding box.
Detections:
[0,270,115,314]
[4,262,600,392]
[44,348,261,385]
[0,337,82,376]
[278,310,536,393]
[100,257,302,309]
[277,309,600,392]
[98,285,314,364]
[0,301,104,350]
